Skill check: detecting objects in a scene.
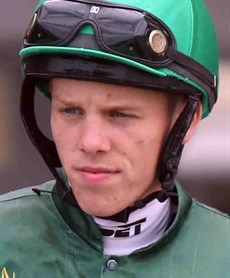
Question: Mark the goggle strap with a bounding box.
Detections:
[166,46,216,93]
[167,62,216,109]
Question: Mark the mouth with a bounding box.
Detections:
[75,166,120,184]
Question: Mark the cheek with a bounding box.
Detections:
[119,125,163,165]
[51,121,64,148]
[51,114,59,141]
[131,135,164,175]
[137,138,159,162]
[137,139,145,145]
[51,118,73,161]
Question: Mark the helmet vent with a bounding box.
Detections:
[149,30,167,54]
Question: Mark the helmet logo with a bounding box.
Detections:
[90,6,100,14]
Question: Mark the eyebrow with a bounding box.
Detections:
[104,104,145,112]
[53,95,146,109]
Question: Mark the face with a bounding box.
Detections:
[51,79,183,217]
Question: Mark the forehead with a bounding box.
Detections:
[51,78,170,106]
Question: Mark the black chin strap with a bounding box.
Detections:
[20,77,62,182]
[159,95,200,191]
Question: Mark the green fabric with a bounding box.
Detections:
[0,181,229,277]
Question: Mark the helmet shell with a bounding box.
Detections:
[21,0,219,117]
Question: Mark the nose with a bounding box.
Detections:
[79,117,111,154]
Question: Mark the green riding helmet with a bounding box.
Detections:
[20,0,219,195]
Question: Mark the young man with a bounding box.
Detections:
[0,0,229,277]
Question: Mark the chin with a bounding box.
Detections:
[71,184,126,217]
[81,204,120,217]
[77,197,124,217]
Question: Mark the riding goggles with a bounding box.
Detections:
[23,0,217,108]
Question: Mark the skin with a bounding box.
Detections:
[51,79,201,217]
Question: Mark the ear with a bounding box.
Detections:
[183,101,203,144]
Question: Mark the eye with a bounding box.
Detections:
[111,111,129,118]
[63,108,76,114]
[62,107,84,115]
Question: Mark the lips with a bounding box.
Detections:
[78,166,117,173]
[75,166,120,184]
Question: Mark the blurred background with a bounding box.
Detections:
[0,0,229,213]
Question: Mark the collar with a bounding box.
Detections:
[93,198,172,256]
